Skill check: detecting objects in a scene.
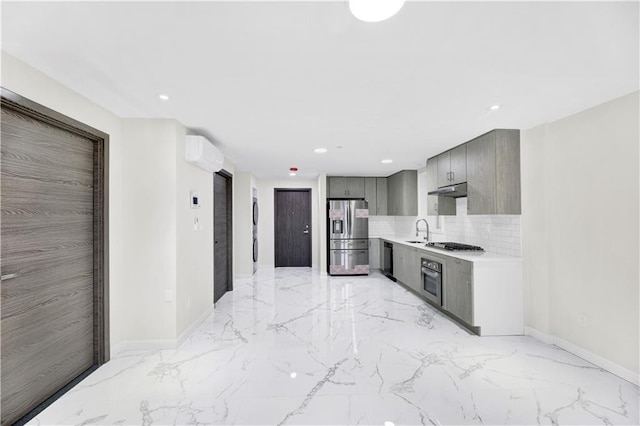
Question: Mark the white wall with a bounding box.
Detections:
[521,91,639,378]
[233,172,257,277]
[176,128,215,338]
[120,119,178,341]
[257,178,320,269]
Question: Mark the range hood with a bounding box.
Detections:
[428,182,468,198]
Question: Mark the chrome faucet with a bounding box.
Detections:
[415,218,430,242]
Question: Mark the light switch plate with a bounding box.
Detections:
[190,191,200,209]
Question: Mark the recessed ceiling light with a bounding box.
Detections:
[290,372,297,378]
[313,148,328,154]
[349,0,406,22]
[158,94,170,101]
[289,172,297,176]
[381,159,393,164]
[384,422,395,426]
[490,104,501,110]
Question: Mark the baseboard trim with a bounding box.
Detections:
[111,305,215,357]
[524,327,639,386]
[110,338,177,356]
[176,304,215,347]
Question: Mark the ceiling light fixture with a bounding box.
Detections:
[158,94,170,101]
[349,0,406,23]
[490,104,501,110]
[289,167,298,176]
[313,148,328,154]
[381,159,393,164]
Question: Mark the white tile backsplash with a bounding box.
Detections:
[368,198,521,257]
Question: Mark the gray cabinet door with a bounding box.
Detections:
[346,177,365,198]
[466,133,497,215]
[387,173,401,215]
[364,178,377,215]
[405,248,422,292]
[426,158,455,216]
[444,258,473,325]
[450,144,467,184]
[399,170,418,216]
[392,244,406,283]
[375,178,388,215]
[495,130,521,214]
[437,152,451,187]
[327,177,348,198]
[369,238,380,269]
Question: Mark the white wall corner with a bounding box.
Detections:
[525,327,640,386]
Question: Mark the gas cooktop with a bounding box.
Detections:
[426,242,484,252]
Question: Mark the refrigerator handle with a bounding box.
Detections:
[346,202,351,236]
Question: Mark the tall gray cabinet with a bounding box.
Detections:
[387,170,418,216]
[466,129,521,215]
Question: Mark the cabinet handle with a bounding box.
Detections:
[451,171,455,182]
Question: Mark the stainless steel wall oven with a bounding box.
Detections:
[421,257,442,306]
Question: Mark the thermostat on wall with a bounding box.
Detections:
[190,191,201,209]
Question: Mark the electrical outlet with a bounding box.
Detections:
[577,314,587,328]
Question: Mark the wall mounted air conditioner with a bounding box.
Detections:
[185,135,224,173]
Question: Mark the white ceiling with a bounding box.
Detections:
[2,1,638,179]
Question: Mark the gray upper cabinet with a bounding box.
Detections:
[327,177,365,198]
[363,177,388,216]
[426,158,455,216]
[444,258,473,325]
[387,170,417,216]
[364,177,377,214]
[437,145,467,187]
[466,129,521,215]
[375,177,388,215]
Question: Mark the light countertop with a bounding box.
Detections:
[371,235,522,263]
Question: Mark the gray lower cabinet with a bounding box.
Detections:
[426,158,455,216]
[466,129,521,215]
[327,177,365,198]
[444,258,473,325]
[404,248,422,292]
[369,238,380,269]
[389,243,421,293]
[392,244,408,284]
[387,170,417,216]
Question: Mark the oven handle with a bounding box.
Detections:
[421,268,440,278]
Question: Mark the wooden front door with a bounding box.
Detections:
[274,189,312,267]
[0,89,107,425]
[214,171,232,303]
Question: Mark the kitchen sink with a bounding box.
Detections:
[405,240,425,244]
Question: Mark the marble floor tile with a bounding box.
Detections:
[28,268,639,425]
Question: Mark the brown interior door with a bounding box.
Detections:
[214,171,232,303]
[274,189,311,267]
[1,102,99,424]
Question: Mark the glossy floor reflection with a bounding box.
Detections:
[30,268,639,425]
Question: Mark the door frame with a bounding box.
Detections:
[1,87,109,420]
[214,169,233,300]
[274,188,312,267]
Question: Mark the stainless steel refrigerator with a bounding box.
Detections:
[327,199,369,275]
